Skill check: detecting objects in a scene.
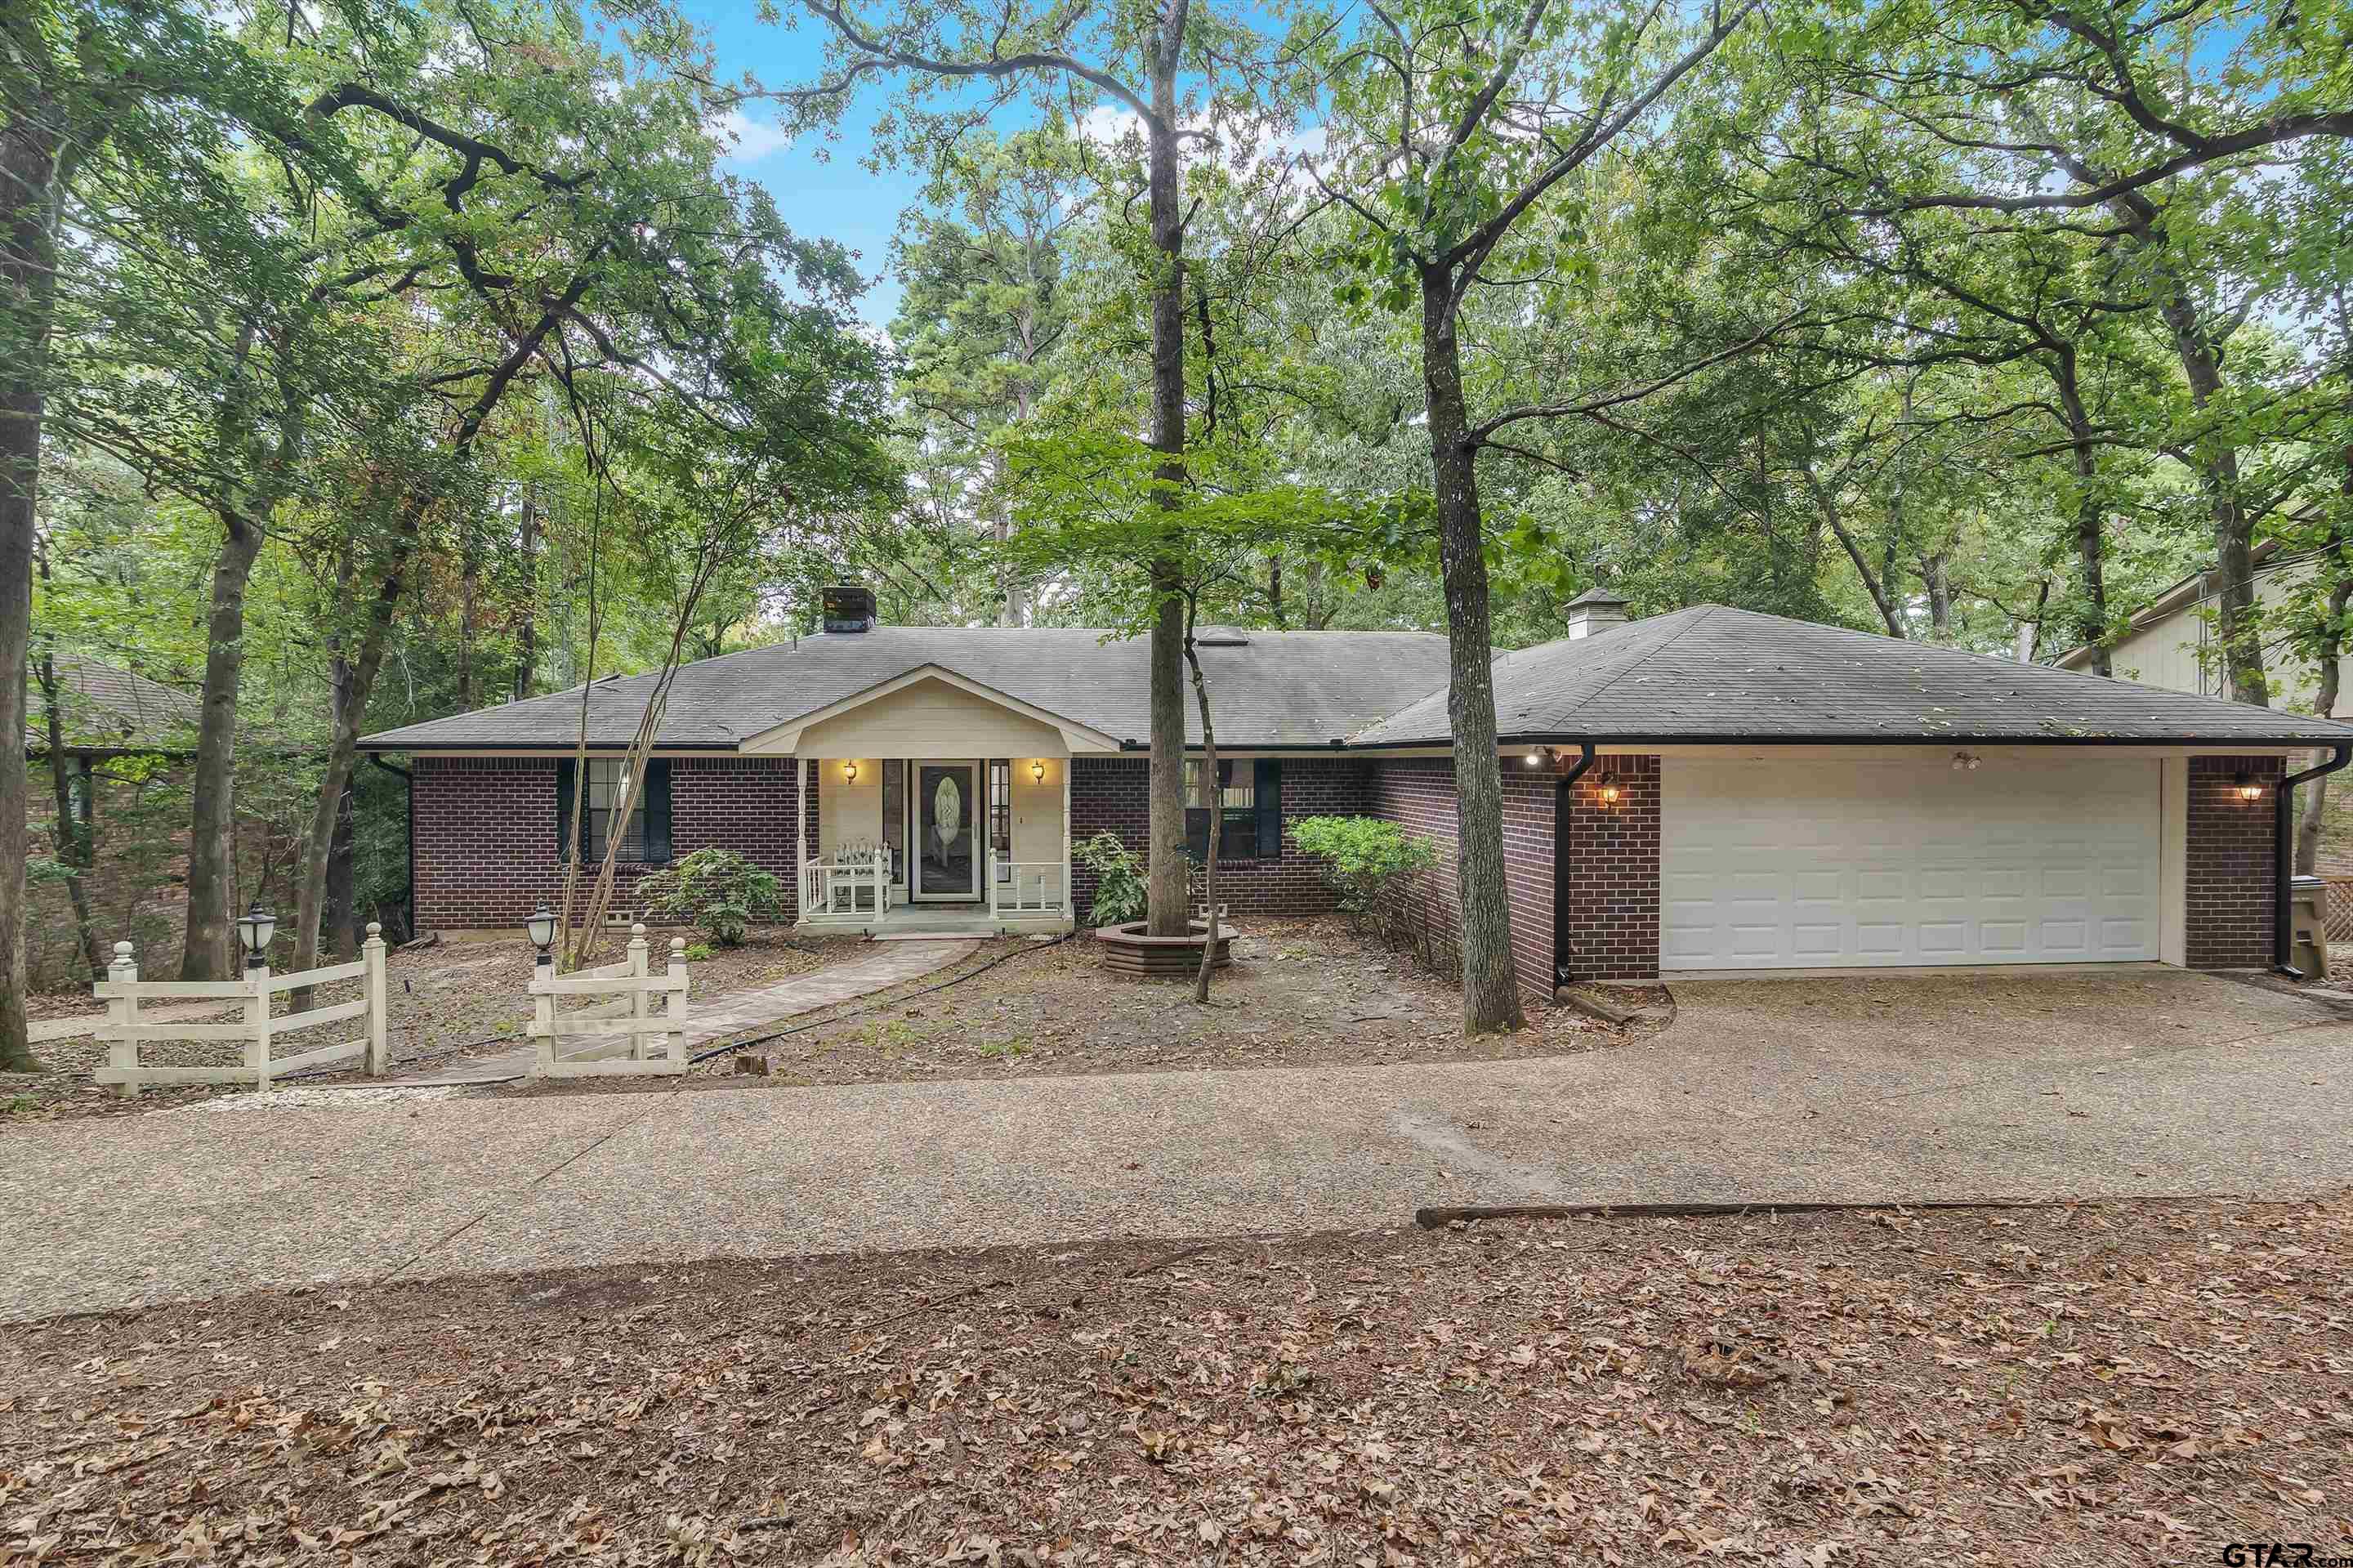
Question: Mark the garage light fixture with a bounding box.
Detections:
[2235,771,2262,802]
[1524,747,1549,768]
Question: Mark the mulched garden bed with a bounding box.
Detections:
[2,927,847,1127]
[1,1195,2342,1565]
[671,916,1663,1092]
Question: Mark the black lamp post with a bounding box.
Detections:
[526,903,558,967]
[235,904,277,972]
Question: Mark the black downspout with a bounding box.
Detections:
[1553,742,1597,985]
[2275,743,2352,977]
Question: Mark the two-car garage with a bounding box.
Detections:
[1656,753,2166,972]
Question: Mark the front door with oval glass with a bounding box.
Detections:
[912,762,980,900]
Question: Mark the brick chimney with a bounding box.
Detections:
[822,583,877,633]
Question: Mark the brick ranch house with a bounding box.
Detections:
[361,589,2353,1007]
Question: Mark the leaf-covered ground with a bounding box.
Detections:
[4,1198,2346,1566]
[589,919,1652,1095]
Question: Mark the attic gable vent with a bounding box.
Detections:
[1195,627,1252,647]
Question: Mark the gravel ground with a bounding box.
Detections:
[2,1199,2346,1565]
[0,927,854,1125]
[1,968,2346,1323]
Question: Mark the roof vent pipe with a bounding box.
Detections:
[1563,587,1630,641]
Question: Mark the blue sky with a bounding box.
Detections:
[674,2,928,326]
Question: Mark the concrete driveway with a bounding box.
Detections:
[7,968,2348,1321]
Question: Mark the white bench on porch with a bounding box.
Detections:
[800,845,893,922]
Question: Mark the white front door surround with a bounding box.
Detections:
[1659,754,2165,972]
[911,759,982,902]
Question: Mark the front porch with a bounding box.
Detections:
[793,896,1073,938]
[748,664,1117,940]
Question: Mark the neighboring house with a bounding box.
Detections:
[2056,542,2353,873]
[25,655,203,986]
[2056,539,2343,704]
[362,586,2353,1003]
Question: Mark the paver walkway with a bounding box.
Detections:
[383,938,980,1084]
[5,968,2351,1321]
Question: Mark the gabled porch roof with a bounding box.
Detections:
[741,664,1124,757]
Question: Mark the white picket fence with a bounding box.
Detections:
[530,925,690,1078]
[94,924,391,1096]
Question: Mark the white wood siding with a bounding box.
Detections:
[796,677,1069,758]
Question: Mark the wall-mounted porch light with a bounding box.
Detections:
[1524,747,1551,769]
[1597,782,1622,807]
[843,760,859,784]
[1031,759,1046,783]
[2235,771,2263,802]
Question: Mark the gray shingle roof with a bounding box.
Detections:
[361,626,1454,752]
[1348,605,2353,747]
[28,655,202,752]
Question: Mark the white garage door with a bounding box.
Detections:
[1659,756,2161,971]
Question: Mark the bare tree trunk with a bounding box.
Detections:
[2056,353,2111,677]
[181,516,267,978]
[1180,608,1221,1003]
[1141,0,1194,941]
[513,489,540,702]
[1921,551,1952,634]
[36,655,105,981]
[2015,577,2049,663]
[324,773,356,958]
[291,522,417,998]
[0,104,64,1068]
[1420,261,1525,1034]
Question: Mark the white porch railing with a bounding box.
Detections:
[529,925,690,1078]
[93,924,391,1096]
[989,853,1068,917]
[799,848,893,922]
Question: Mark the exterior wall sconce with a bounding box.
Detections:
[1951,751,1981,771]
[1031,759,1046,783]
[1524,746,1555,769]
[1597,782,1622,807]
[843,760,859,784]
[235,904,277,972]
[2235,771,2262,802]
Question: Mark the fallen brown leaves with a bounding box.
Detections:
[2,1198,2350,1566]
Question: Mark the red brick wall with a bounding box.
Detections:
[1066,755,1369,922]
[413,755,811,931]
[1365,757,1561,1007]
[2186,753,2284,969]
[1556,755,1661,983]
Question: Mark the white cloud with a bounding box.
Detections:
[720,109,791,163]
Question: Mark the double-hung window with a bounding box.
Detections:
[556,757,672,864]
[1184,759,1257,862]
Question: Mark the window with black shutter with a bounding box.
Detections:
[556,757,672,863]
[1184,758,1259,861]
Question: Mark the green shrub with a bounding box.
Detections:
[632,848,784,947]
[1073,829,1147,927]
[681,942,716,963]
[1290,815,1440,945]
